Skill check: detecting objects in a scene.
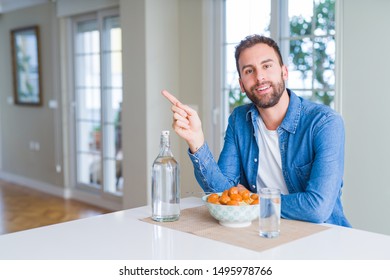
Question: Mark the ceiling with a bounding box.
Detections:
[0,0,51,14]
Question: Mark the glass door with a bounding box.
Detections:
[73,10,123,196]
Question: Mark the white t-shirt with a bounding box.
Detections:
[256,116,289,195]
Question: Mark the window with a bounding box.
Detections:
[72,9,123,196]
[284,0,336,107]
[223,0,336,124]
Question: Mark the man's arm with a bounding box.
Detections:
[281,114,345,223]
[189,118,242,193]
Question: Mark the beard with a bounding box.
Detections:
[243,73,286,109]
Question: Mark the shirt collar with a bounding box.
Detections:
[279,89,301,134]
[246,103,259,122]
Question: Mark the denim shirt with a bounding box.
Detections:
[189,89,351,227]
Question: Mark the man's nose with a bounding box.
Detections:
[256,70,265,82]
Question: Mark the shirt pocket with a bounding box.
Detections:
[294,161,313,188]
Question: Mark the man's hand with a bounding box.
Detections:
[161,90,205,153]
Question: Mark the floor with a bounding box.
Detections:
[0,180,111,235]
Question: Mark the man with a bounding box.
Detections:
[162,35,350,227]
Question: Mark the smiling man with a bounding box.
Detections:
[162,34,350,227]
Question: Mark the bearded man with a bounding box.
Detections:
[162,35,350,227]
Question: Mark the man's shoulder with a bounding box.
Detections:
[286,90,342,129]
[296,97,344,134]
[299,95,340,118]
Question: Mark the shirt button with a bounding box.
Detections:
[254,158,258,162]
[252,185,256,190]
[195,160,199,163]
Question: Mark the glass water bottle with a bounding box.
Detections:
[151,130,180,222]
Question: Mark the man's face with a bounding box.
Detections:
[238,43,288,109]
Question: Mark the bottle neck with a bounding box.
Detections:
[159,134,173,157]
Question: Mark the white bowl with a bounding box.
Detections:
[202,193,259,228]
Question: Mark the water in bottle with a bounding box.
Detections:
[151,130,180,222]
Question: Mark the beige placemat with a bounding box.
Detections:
[141,206,329,253]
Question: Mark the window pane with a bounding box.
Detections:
[289,0,313,37]
[228,87,250,113]
[314,36,335,90]
[110,52,122,87]
[103,16,122,88]
[75,53,100,87]
[314,0,335,36]
[76,88,101,121]
[291,89,313,101]
[103,52,122,88]
[76,121,100,152]
[225,44,240,89]
[75,21,100,88]
[76,20,97,51]
[78,153,101,187]
[313,90,335,107]
[75,19,102,190]
[76,22,99,56]
[225,0,270,43]
[102,15,123,195]
[287,38,313,89]
[103,158,122,194]
[103,16,121,51]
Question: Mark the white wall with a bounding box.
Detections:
[177,0,207,198]
[120,0,181,208]
[120,0,148,209]
[121,0,207,209]
[0,2,63,187]
[342,0,390,235]
[145,0,180,204]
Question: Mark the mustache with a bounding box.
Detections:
[251,81,273,91]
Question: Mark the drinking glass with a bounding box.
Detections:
[259,188,281,238]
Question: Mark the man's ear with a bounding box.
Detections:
[282,65,288,81]
[239,78,245,93]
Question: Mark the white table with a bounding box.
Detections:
[1,197,390,259]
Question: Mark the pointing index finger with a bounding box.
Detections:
[161,89,193,117]
[161,90,181,106]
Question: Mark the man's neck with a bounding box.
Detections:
[257,90,289,130]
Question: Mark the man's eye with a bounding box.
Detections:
[264,64,272,69]
[244,69,253,74]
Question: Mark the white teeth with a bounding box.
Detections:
[258,85,270,91]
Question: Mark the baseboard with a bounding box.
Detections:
[0,171,122,211]
[0,171,67,197]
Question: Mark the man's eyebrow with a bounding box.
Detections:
[241,64,254,72]
[261,58,274,64]
[241,58,275,72]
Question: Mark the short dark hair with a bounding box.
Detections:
[234,35,284,77]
